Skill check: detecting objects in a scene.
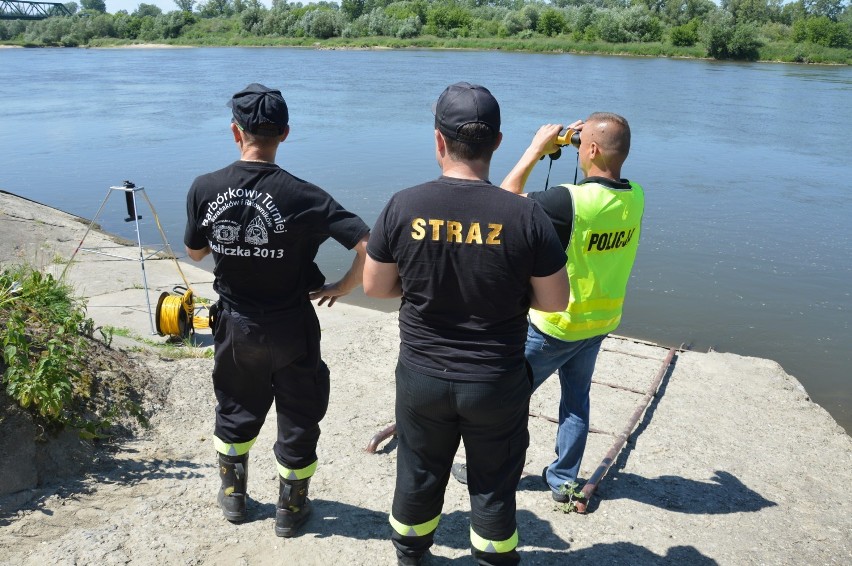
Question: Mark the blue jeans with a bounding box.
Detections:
[525,323,606,493]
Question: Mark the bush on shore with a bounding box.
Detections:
[0,265,149,440]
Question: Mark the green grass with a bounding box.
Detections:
[153,336,214,359]
[757,41,852,64]
[102,325,134,338]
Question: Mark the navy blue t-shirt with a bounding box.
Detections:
[367,176,566,380]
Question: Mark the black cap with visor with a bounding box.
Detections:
[228,83,289,137]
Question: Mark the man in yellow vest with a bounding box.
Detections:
[496,113,644,503]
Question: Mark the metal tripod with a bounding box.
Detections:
[61,181,185,336]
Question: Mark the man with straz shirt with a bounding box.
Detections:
[363,82,569,565]
[184,83,370,537]
[497,114,644,505]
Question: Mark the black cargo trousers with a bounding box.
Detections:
[390,361,532,566]
[211,301,330,478]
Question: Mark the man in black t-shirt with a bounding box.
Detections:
[364,82,569,566]
[184,83,369,537]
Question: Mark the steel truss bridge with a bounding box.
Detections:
[0,1,71,20]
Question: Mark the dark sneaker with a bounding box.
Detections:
[451,463,468,485]
[543,466,587,505]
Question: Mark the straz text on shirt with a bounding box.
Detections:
[410,218,503,245]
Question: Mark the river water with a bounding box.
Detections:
[1,47,850,434]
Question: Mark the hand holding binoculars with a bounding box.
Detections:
[542,127,580,161]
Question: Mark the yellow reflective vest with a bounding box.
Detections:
[529,180,644,342]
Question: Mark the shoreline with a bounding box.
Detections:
[3,40,847,66]
[94,43,193,49]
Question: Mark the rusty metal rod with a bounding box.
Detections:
[600,348,669,362]
[365,423,397,453]
[574,347,676,513]
[528,411,613,436]
[529,410,558,424]
[593,380,648,395]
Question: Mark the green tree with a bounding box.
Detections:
[805,0,845,20]
[727,19,761,57]
[23,13,79,44]
[303,7,341,38]
[426,3,473,36]
[520,4,539,30]
[620,5,663,40]
[240,6,266,33]
[113,13,145,38]
[154,10,196,37]
[262,6,299,35]
[501,10,528,35]
[174,0,196,12]
[537,8,566,36]
[597,9,629,41]
[385,0,428,24]
[134,3,162,17]
[83,13,115,39]
[723,0,769,23]
[669,17,699,45]
[663,0,716,26]
[80,0,106,13]
[0,19,26,40]
[635,0,667,14]
[199,0,233,17]
[341,0,366,20]
[63,2,78,15]
[700,9,735,57]
[395,15,422,37]
[780,1,807,26]
[793,15,851,45]
[700,9,761,59]
[766,0,787,23]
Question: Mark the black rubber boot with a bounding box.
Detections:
[274,477,312,537]
[217,452,248,522]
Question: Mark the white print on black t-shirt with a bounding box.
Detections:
[245,216,269,246]
[201,187,287,235]
[209,242,285,259]
[213,220,240,244]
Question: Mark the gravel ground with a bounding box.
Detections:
[1,191,850,565]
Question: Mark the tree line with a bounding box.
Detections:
[1,0,850,63]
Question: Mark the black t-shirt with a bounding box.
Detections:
[185,160,369,313]
[367,176,566,380]
[528,176,634,249]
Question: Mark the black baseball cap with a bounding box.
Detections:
[432,82,500,143]
[228,83,289,137]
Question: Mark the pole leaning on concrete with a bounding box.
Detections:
[574,346,677,513]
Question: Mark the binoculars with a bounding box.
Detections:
[556,128,581,149]
[543,128,580,161]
